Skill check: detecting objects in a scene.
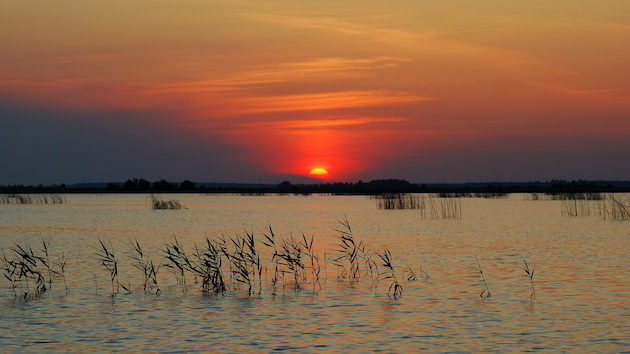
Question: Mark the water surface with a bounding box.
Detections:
[0,194,628,351]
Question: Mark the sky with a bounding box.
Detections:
[1,0,629,184]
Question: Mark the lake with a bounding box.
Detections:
[0,194,628,351]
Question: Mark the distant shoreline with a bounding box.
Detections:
[2,179,629,194]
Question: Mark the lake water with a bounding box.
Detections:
[0,194,628,352]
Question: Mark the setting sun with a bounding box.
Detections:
[309,167,329,176]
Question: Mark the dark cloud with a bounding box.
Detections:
[367,135,630,183]
[0,101,255,185]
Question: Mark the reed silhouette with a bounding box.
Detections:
[151,194,182,210]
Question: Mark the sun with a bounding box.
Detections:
[309,167,329,176]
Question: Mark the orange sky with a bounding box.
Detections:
[1,0,629,182]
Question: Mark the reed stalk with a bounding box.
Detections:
[95,239,123,295]
[472,256,491,298]
[378,249,403,299]
[523,257,536,300]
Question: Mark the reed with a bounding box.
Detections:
[95,240,126,295]
[57,251,68,293]
[332,217,364,283]
[163,236,194,292]
[227,231,262,295]
[1,245,48,299]
[561,198,592,217]
[472,256,491,298]
[558,193,630,219]
[262,226,326,293]
[129,240,161,295]
[523,257,536,300]
[0,194,65,204]
[280,235,306,290]
[0,238,70,300]
[40,237,54,289]
[372,193,426,210]
[371,194,462,219]
[404,266,417,281]
[599,194,630,221]
[473,192,509,199]
[547,192,604,201]
[301,233,322,290]
[262,226,281,294]
[192,237,227,295]
[151,194,183,210]
[439,192,472,198]
[528,193,542,201]
[378,249,403,299]
[429,196,462,219]
[0,194,32,204]
[417,263,430,280]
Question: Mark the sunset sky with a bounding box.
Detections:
[1,0,629,184]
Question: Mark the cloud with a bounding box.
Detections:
[525,80,630,106]
[238,116,408,131]
[140,56,409,95]
[232,90,434,114]
[0,101,253,185]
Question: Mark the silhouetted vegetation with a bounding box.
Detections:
[3,179,629,195]
[547,192,605,201]
[332,217,369,283]
[378,249,403,299]
[151,194,183,210]
[523,258,536,300]
[1,238,68,299]
[371,193,425,209]
[430,197,462,219]
[599,194,630,221]
[95,239,128,295]
[1,224,554,302]
[129,240,161,295]
[554,193,629,220]
[472,256,492,298]
[371,193,462,218]
[0,194,64,204]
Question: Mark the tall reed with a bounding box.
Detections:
[372,193,425,210]
[599,194,630,221]
[1,244,48,299]
[1,239,69,299]
[95,240,125,295]
[523,258,536,300]
[378,249,403,299]
[163,236,194,292]
[228,231,262,295]
[428,196,462,219]
[332,217,364,282]
[472,256,491,298]
[547,192,604,201]
[561,199,592,217]
[129,240,161,295]
[192,237,227,295]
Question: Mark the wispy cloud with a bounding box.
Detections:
[526,80,630,106]
[244,13,426,45]
[0,55,420,113]
[232,90,434,113]
[239,116,408,130]
[141,56,409,95]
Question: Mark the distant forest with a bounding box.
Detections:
[2,178,630,194]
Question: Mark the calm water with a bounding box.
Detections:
[0,194,628,352]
